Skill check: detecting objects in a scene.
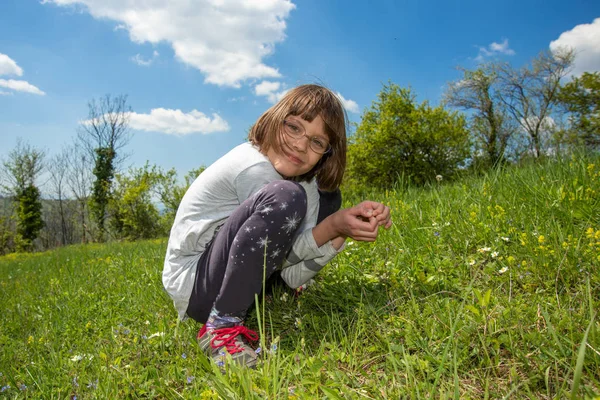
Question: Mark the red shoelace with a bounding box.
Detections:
[198,325,259,354]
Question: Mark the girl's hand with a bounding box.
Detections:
[331,201,391,242]
[368,201,393,229]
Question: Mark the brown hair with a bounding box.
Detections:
[248,84,347,191]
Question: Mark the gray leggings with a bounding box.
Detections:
[186,180,340,323]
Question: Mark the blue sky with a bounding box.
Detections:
[1,0,599,189]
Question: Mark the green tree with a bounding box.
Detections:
[15,185,44,251]
[558,71,600,149]
[110,163,163,240]
[78,94,132,240]
[346,82,471,189]
[1,140,45,252]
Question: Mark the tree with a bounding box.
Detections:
[110,163,162,240]
[47,147,71,246]
[78,94,132,240]
[496,48,574,158]
[558,71,600,149]
[66,146,93,243]
[1,140,45,251]
[346,82,471,189]
[444,65,519,167]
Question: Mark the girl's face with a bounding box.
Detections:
[266,114,328,178]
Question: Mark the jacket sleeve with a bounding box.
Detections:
[279,226,345,289]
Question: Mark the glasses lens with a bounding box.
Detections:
[284,121,303,138]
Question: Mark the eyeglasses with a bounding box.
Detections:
[282,120,331,154]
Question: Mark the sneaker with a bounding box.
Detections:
[197,324,259,368]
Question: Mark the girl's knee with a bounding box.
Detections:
[261,180,307,216]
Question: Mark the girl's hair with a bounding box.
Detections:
[248,84,347,191]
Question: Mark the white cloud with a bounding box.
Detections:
[128,108,229,135]
[0,90,14,96]
[254,80,288,103]
[43,0,295,88]
[0,53,23,76]
[336,92,359,114]
[0,79,46,95]
[475,39,515,62]
[550,17,600,76]
[131,51,159,67]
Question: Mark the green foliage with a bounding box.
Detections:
[110,163,163,240]
[0,215,15,255]
[559,71,600,149]
[90,147,116,240]
[2,154,598,397]
[15,185,44,252]
[346,82,471,189]
[109,164,206,240]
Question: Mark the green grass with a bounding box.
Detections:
[1,153,599,399]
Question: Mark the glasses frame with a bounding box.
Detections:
[282,119,332,155]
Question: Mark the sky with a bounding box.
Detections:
[1,0,599,189]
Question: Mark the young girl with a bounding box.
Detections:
[163,84,392,367]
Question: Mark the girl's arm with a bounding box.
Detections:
[280,201,392,289]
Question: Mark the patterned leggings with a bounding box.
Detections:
[186,180,340,324]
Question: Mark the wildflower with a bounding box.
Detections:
[507,256,516,265]
[72,376,79,388]
[255,347,262,354]
[280,292,289,302]
[217,360,225,368]
[123,329,130,335]
[1,385,9,392]
[147,332,164,339]
[538,235,546,244]
[187,376,195,384]
[19,384,27,391]
[142,335,147,340]
[28,335,34,344]
[434,231,440,237]
[498,266,508,274]
[86,379,98,389]
[501,237,510,242]
[478,247,491,253]
[271,343,278,353]
[295,318,302,328]
[181,353,187,359]
[491,252,499,258]
[436,175,443,182]
[468,259,476,266]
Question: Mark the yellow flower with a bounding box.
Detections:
[538,235,546,244]
[28,335,34,345]
[585,227,594,239]
[507,256,516,265]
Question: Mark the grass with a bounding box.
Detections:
[1,152,599,399]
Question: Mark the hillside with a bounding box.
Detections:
[1,153,599,398]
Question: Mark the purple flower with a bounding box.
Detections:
[1,385,10,392]
[19,384,27,391]
[181,353,187,359]
[434,231,440,237]
[187,376,194,384]
[255,347,262,354]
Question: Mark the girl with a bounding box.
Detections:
[163,84,392,368]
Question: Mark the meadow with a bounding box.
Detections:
[1,153,599,399]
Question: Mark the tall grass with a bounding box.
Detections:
[1,153,599,398]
